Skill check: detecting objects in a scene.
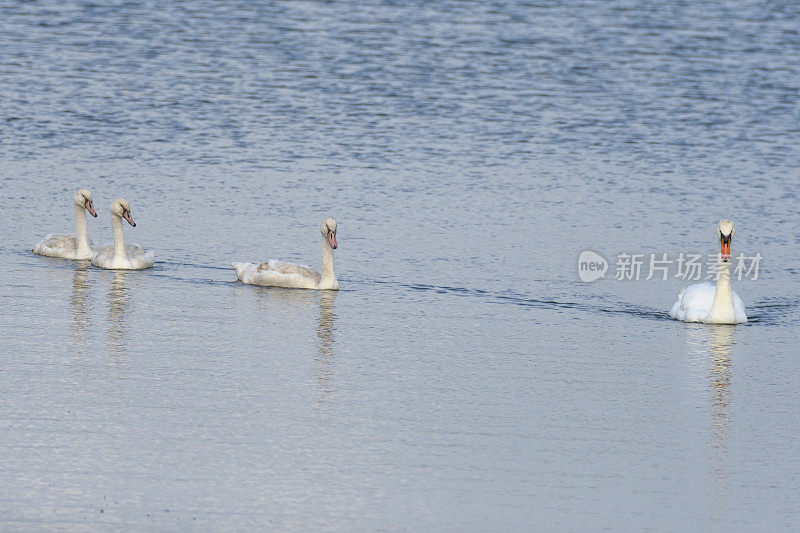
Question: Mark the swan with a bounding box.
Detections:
[90,198,155,270]
[669,220,747,324]
[33,189,98,260]
[232,217,339,290]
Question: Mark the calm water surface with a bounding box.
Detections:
[1,0,799,530]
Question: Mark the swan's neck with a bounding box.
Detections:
[709,257,735,321]
[74,204,91,256]
[318,239,338,290]
[111,215,127,262]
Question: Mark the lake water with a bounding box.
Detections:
[1,0,799,530]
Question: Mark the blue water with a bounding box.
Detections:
[1,0,799,530]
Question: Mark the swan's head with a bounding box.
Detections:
[717,220,735,262]
[320,217,337,249]
[74,189,97,218]
[111,198,136,227]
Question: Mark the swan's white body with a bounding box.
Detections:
[91,198,154,270]
[669,281,747,324]
[670,220,747,324]
[33,189,98,260]
[233,218,339,290]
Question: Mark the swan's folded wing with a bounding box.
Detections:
[90,245,115,267]
[125,243,147,255]
[136,248,155,269]
[669,282,716,322]
[267,260,321,282]
[34,233,77,255]
[232,260,319,288]
[121,243,155,269]
[250,269,318,288]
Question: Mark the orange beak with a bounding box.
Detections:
[328,231,337,249]
[720,240,731,262]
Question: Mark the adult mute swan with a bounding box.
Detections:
[90,199,155,270]
[232,217,339,290]
[669,220,747,324]
[33,189,98,260]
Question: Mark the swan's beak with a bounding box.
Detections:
[720,237,731,262]
[85,201,97,218]
[328,231,337,249]
[123,211,136,227]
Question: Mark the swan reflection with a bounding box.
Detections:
[708,326,733,445]
[315,291,338,395]
[686,324,735,523]
[246,287,338,397]
[107,270,130,356]
[70,265,91,353]
[708,325,734,523]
